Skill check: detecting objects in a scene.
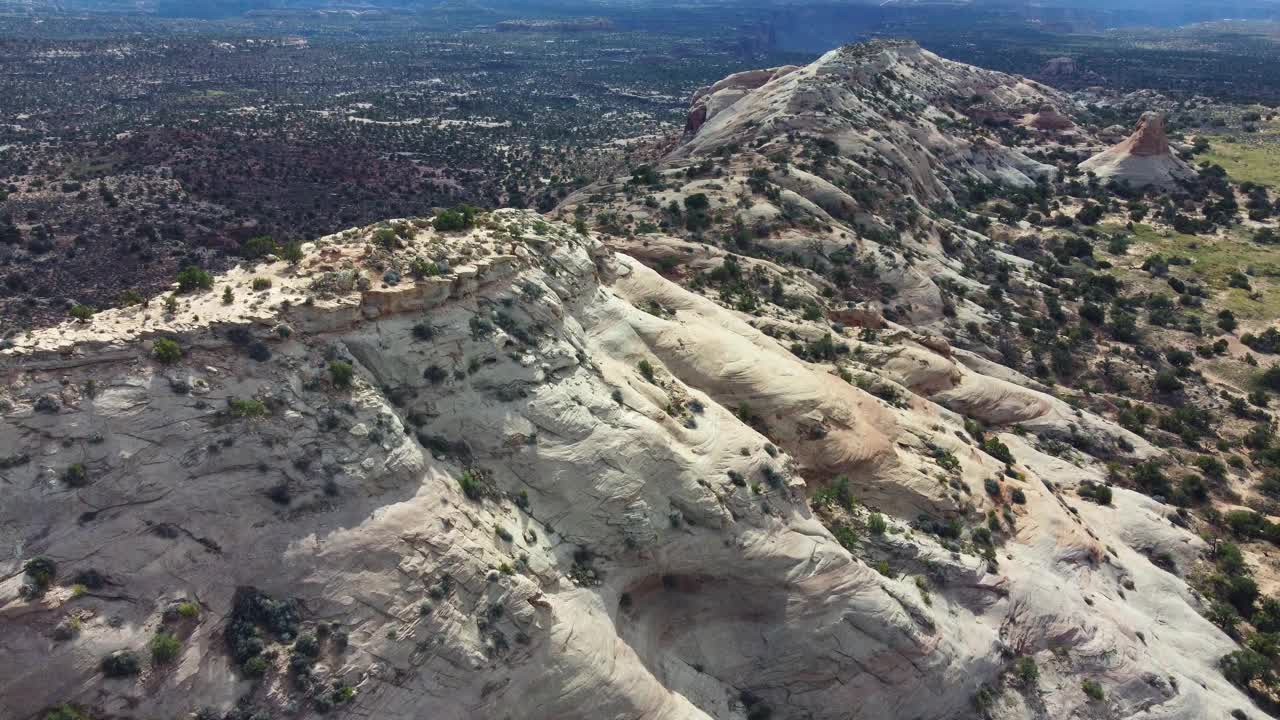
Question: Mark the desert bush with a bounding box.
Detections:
[225,587,300,677]
[868,512,887,534]
[1015,656,1039,685]
[812,476,855,510]
[62,463,89,487]
[981,436,1014,464]
[281,241,304,264]
[150,632,181,663]
[329,361,354,389]
[24,556,57,589]
[831,525,858,551]
[101,650,141,678]
[241,655,268,677]
[1079,481,1113,505]
[176,266,213,293]
[152,338,181,365]
[240,235,278,259]
[458,469,488,501]
[44,704,91,720]
[228,398,268,418]
[423,364,448,384]
[434,205,478,231]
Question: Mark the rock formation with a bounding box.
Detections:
[1022,104,1075,132]
[0,40,1268,720]
[685,65,800,134]
[675,40,1059,201]
[1040,56,1078,77]
[1,207,1259,720]
[1079,111,1197,188]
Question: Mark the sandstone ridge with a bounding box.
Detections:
[0,206,1261,720]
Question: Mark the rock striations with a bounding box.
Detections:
[0,40,1265,720]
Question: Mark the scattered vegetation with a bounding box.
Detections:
[152,338,182,365]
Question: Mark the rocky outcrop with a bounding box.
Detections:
[674,40,1061,202]
[1022,105,1075,132]
[550,42,1272,717]
[685,65,799,134]
[0,209,1264,720]
[1079,112,1197,188]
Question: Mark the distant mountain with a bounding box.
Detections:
[3,0,1276,26]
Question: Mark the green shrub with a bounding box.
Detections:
[1221,648,1272,688]
[251,277,272,291]
[1259,365,1280,392]
[24,556,57,588]
[868,512,887,534]
[1081,679,1104,701]
[372,227,399,248]
[981,436,1014,464]
[240,235,278,260]
[44,704,91,720]
[1154,369,1184,393]
[152,338,182,365]
[1079,482,1113,506]
[176,601,200,619]
[329,361,355,389]
[1015,656,1039,685]
[241,655,269,677]
[812,476,855,511]
[150,632,181,663]
[832,525,858,551]
[458,470,485,501]
[176,266,213,293]
[281,241,304,264]
[228,398,268,418]
[638,359,655,382]
[63,463,89,487]
[68,304,95,322]
[433,205,479,232]
[101,650,141,677]
[410,258,440,278]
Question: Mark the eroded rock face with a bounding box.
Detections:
[1126,111,1173,156]
[685,65,800,134]
[0,208,1263,720]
